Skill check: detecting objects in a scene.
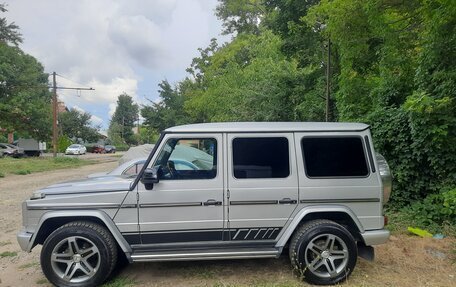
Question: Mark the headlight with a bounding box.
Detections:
[30,191,45,200]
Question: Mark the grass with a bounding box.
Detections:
[0,251,17,258]
[0,156,95,177]
[102,277,136,287]
[386,209,456,237]
[0,240,11,246]
[19,262,40,270]
[0,171,4,177]
[36,278,48,285]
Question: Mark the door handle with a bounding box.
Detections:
[204,199,222,206]
[278,198,297,205]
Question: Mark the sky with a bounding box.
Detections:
[5,0,229,131]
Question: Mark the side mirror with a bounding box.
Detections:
[141,167,159,190]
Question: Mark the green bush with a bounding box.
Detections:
[115,144,129,152]
[57,135,72,153]
[407,188,456,229]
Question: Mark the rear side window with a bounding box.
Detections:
[302,137,368,178]
[233,137,289,179]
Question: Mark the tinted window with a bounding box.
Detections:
[153,138,217,180]
[233,137,289,179]
[302,137,368,177]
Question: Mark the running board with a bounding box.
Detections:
[131,248,280,262]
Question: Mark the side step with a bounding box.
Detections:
[131,248,280,262]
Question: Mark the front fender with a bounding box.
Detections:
[26,210,132,253]
[275,205,365,248]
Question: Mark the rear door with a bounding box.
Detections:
[226,133,298,242]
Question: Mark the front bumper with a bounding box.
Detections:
[361,229,390,246]
[17,230,33,252]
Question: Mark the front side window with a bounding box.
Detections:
[302,137,369,178]
[233,137,290,179]
[153,138,217,180]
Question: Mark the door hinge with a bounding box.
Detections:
[227,189,230,199]
[136,192,139,202]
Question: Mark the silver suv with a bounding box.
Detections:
[18,122,391,286]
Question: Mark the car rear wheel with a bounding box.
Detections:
[289,219,357,285]
[41,221,117,287]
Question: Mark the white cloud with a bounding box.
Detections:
[108,103,117,118]
[72,105,85,113]
[90,115,103,126]
[5,0,226,129]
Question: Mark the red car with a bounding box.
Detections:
[92,145,105,153]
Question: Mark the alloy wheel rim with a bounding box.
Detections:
[304,233,349,278]
[50,236,100,283]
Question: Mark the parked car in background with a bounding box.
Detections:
[65,144,86,155]
[92,144,105,153]
[0,143,25,157]
[104,145,116,153]
[88,157,198,178]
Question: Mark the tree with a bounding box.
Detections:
[184,31,324,122]
[0,43,52,140]
[0,4,22,46]
[141,80,188,132]
[0,5,51,141]
[109,93,139,145]
[215,0,265,35]
[59,108,101,143]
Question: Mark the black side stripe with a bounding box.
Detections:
[230,200,278,205]
[140,202,202,208]
[300,198,380,204]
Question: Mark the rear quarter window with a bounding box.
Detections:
[301,137,369,178]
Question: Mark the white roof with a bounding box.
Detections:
[165,122,369,133]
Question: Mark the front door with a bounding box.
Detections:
[137,133,224,245]
[226,133,299,242]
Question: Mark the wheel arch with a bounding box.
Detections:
[276,205,365,248]
[28,210,131,254]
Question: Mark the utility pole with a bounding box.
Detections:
[325,39,331,122]
[52,72,57,157]
[51,72,94,157]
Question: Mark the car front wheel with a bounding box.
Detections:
[289,219,357,285]
[41,221,118,287]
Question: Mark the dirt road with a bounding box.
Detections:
[0,161,454,287]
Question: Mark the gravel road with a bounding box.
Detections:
[0,159,454,287]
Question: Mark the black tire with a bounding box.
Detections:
[41,221,118,287]
[289,219,357,285]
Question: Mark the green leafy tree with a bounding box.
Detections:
[109,93,139,145]
[0,4,51,140]
[0,4,22,45]
[58,108,101,143]
[185,31,324,122]
[141,80,188,132]
[216,0,265,35]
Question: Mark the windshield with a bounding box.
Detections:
[69,144,79,148]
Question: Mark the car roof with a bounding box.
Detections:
[164,122,370,133]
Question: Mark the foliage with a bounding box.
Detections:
[59,108,101,143]
[215,0,265,35]
[141,80,188,132]
[109,93,139,145]
[0,4,22,46]
[0,43,52,140]
[57,135,72,153]
[409,189,456,227]
[184,31,325,122]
